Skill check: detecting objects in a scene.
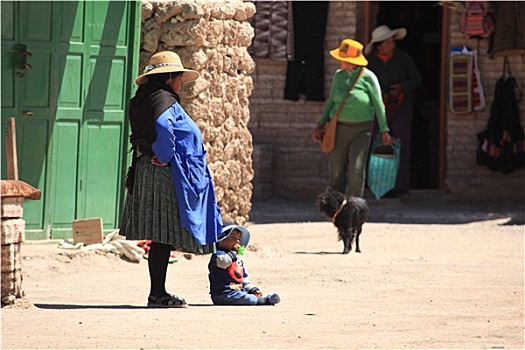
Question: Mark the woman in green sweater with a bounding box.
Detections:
[314,39,392,198]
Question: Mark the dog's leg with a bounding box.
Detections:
[342,230,353,254]
[355,227,362,253]
[342,237,351,254]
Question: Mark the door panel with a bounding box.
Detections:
[19,118,49,231]
[23,2,52,42]
[86,57,125,116]
[15,2,55,231]
[49,122,79,238]
[90,1,127,47]
[20,51,52,108]
[1,1,139,239]
[1,1,17,180]
[60,2,84,44]
[77,124,122,230]
[57,54,83,114]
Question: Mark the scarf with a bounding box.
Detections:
[125,82,180,193]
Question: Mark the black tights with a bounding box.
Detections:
[148,242,172,297]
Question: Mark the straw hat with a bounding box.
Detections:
[330,39,368,66]
[135,51,199,85]
[364,25,407,55]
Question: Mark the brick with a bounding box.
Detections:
[1,268,23,299]
[1,219,25,245]
[1,244,21,273]
[0,198,24,218]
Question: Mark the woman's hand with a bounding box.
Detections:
[312,123,325,142]
[253,290,263,297]
[381,131,393,146]
[151,156,168,167]
[389,83,404,98]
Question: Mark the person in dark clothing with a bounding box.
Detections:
[120,51,222,308]
[365,25,422,198]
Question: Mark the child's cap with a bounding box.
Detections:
[217,222,250,247]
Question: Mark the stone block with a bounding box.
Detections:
[1,219,25,245]
[1,197,23,218]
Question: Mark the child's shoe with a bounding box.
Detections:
[267,293,281,305]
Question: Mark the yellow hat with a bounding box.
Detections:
[330,39,368,66]
[135,51,199,85]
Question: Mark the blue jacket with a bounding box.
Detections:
[208,249,259,296]
[152,102,222,245]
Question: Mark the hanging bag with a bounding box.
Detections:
[476,57,525,173]
[367,137,401,199]
[315,68,365,153]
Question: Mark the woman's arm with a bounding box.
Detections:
[152,107,177,164]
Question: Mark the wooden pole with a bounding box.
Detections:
[5,117,19,181]
[439,6,449,192]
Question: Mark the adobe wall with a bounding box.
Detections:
[140,0,256,224]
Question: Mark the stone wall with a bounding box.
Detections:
[140,0,256,224]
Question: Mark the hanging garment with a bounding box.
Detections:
[490,1,525,56]
[449,52,473,114]
[249,1,290,61]
[449,47,486,114]
[476,58,525,173]
[283,1,328,102]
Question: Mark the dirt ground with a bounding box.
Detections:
[2,195,524,349]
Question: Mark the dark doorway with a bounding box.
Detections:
[373,2,442,189]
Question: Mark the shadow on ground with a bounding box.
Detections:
[248,191,525,226]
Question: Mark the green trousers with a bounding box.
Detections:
[328,122,373,198]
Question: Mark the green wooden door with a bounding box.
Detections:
[1,1,140,239]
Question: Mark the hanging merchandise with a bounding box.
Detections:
[476,57,525,174]
[449,46,486,114]
[489,1,525,57]
[459,1,495,40]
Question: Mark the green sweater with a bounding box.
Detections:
[318,67,389,132]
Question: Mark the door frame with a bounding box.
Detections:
[361,1,450,191]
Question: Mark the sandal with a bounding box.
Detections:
[147,294,188,308]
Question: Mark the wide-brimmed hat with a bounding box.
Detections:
[217,222,251,247]
[365,25,407,55]
[330,39,368,66]
[135,51,199,85]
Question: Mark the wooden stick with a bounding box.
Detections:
[5,117,19,180]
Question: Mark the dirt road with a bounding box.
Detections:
[2,196,524,349]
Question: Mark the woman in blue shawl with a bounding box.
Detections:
[120,51,222,308]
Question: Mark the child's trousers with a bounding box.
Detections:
[211,291,266,305]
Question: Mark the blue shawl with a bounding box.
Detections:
[153,103,222,245]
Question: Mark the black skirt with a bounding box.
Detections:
[119,155,214,254]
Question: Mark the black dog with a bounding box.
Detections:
[317,187,369,254]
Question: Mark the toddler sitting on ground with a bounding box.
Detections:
[208,223,281,306]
